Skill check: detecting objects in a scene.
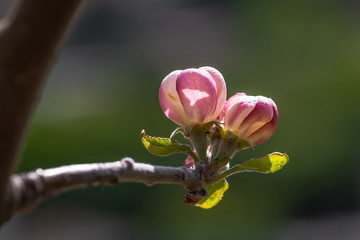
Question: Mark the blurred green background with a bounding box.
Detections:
[1,0,360,239]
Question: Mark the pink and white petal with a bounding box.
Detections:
[218,92,247,121]
[224,96,256,133]
[224,93,247,112]
[239,97,274,138]
[176,69,217,123]
[200,66,227,121]
[159,70,192,126]
[247,103,278,145]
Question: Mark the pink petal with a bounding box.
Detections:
[219,92,247,121]
[224,96,256,133]
[247,100,278,145]
[199,66,227,121]
[176,69,217,123]
[159,70,192,126]
[238,96,274,138]
[184,155,195,169]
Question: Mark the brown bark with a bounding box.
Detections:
[0,0,85,224]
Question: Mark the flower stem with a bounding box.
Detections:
[187,124,210,163]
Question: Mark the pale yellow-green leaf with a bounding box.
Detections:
[195,179,229,209]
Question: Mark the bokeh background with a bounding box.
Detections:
[1,0,360,239]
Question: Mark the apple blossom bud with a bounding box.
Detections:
[222,93,278,146]
[159,67,226,126]
[184,155,195,169]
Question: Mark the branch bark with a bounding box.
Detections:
[4,158,204,222]
[0,0,85,223]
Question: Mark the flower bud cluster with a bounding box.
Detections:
[159,66,278,175]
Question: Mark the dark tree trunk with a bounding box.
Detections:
[0,0,85,225]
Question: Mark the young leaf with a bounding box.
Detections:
[209,152,289,184]
[140,130,198,161]
[236,152,289,173]
[194,179,229,209]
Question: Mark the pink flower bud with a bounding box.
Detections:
[222,93,278,146]
[184,155,196,169]
[159,67,226,126]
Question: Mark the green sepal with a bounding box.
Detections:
[169,127,185,139]
[202,121,217,133]
[226,130,253,151]
[213,122,227,138]
[140,130,198,161]
[194,179,229,209]
[184,121,216,135]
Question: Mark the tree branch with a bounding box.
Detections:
[3,158,204,223]
[0,0,85,223]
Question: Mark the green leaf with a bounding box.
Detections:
[195,179,229,209]
[140,130,198,161]
[236,152,289,173]
[207,152,289,185]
